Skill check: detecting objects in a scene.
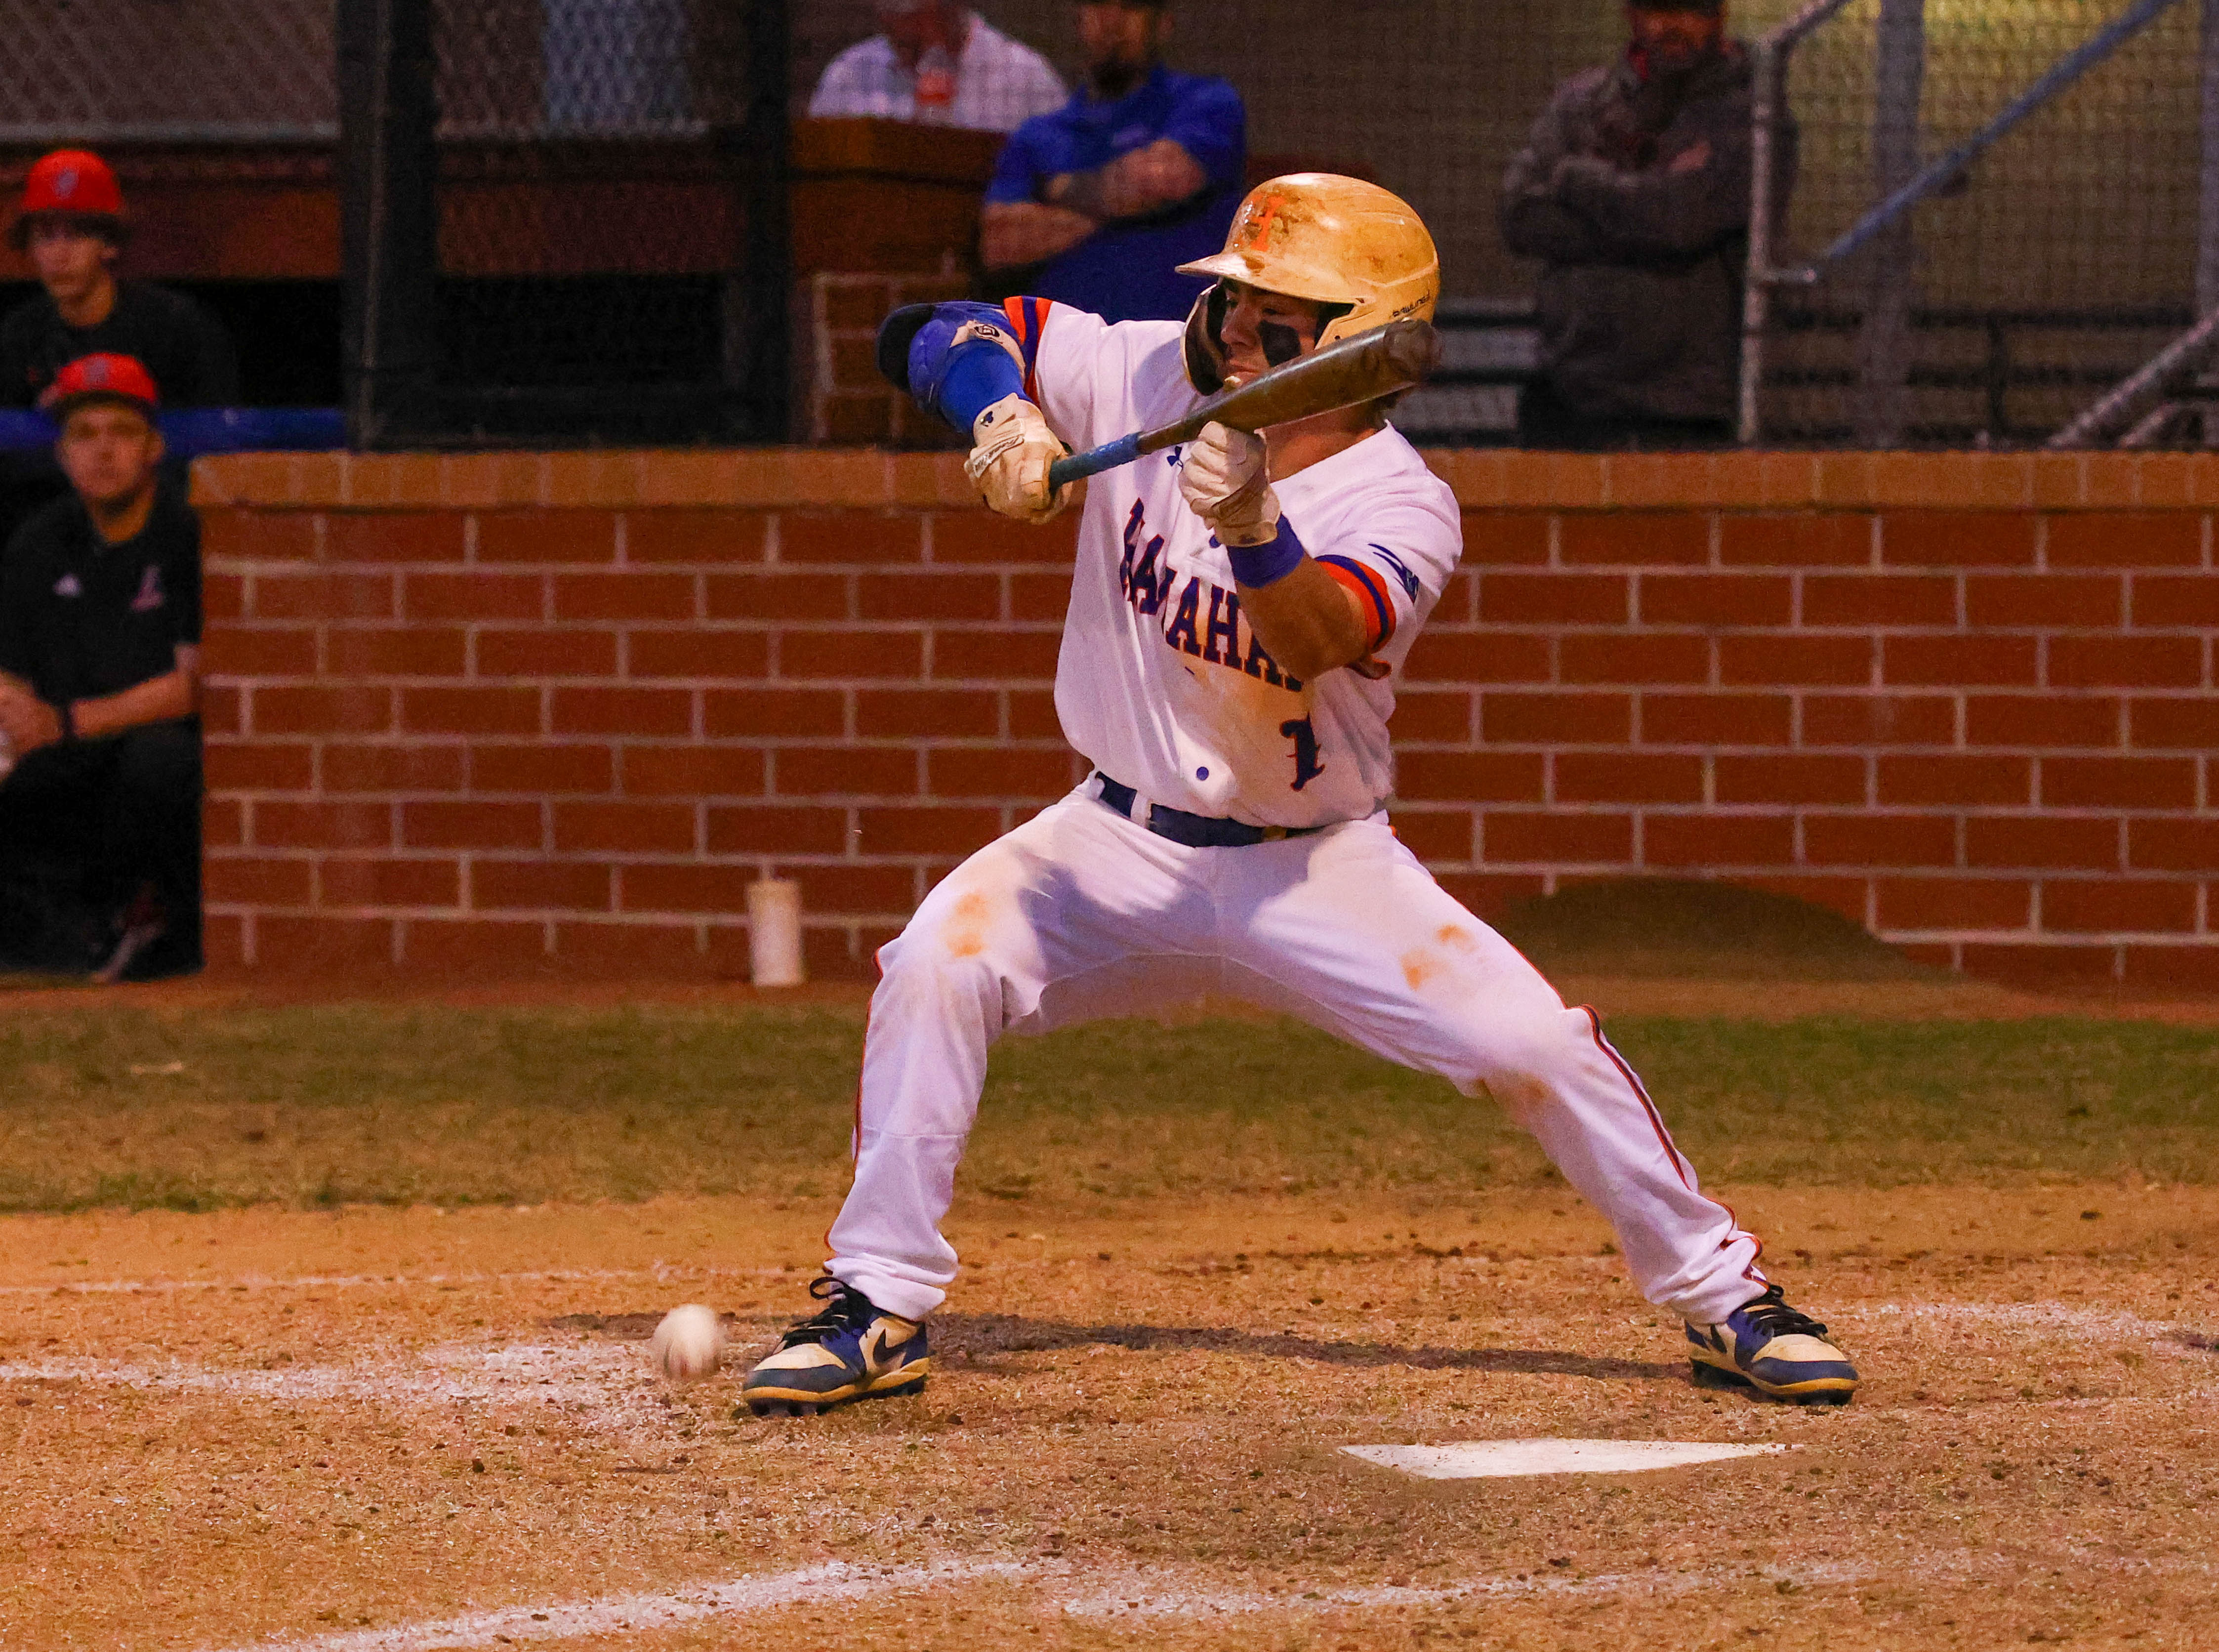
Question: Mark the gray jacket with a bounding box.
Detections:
[1500,44,1795,424]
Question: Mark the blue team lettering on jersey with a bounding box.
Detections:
[1117,499,1300,691]
[1117,499,1176,615]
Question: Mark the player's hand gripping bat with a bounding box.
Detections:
[1045,318,1440,492]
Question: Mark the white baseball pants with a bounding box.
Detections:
[826,780,1766,1326]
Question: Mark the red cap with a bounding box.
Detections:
[39,353,160,417]
[10,150,126,248]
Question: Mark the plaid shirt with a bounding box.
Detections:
[808,12,1067,135]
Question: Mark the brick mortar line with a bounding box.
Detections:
[208,902,905,924]
[1876,929,2209,946]
[211,908,2219,947]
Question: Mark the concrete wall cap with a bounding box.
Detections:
[197,448,2219,513]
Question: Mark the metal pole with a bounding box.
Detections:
[736,0,793,443]
[2197,0,2219,445]
[1738,0,1864,445]
[1855,0,1925,448]
[1738,36,1779,446]
[337,0,439,450]
[2199,0,2219,316]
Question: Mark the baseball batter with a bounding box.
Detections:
[742,174,1858,1415]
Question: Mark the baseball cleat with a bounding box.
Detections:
[1685,1284,1859,1405]
[741,1275,930,1417]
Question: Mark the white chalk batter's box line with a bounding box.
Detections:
[8,1342,2204,1442]
[1873,1301,2203,1344]
[190,1544,2219,1652]
[0,1296,2205,1414]
[0,1343,684,1439]
[0,1264,801,1298]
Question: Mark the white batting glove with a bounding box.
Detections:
[1178,420,1280,547]
[964,394,1079,526]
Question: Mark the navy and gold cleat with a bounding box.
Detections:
[1685,1284,1859,1405]
[742,1276,930,1417]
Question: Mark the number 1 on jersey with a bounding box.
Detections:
[1279,717,1325,791]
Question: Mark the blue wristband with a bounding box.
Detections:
[1227,519,1306,588]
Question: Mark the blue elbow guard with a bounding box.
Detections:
[876,301,1028,434]
[934,341,1026,432]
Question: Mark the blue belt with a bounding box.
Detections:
[1095,774,1329,848]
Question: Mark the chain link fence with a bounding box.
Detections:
[326,0,785,446]
[0,0,725,143]
[0,0,2207,446]
[1,0,335,142]
[798,0,2208,446]
[1757,0,2208,444]
[415,0,765,442]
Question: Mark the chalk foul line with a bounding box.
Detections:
[194,1543,2217,1651]
[0,1264,796,1298]
[0,1343,677,1436]
[197,1560,1028,1652]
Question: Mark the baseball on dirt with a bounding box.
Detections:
[649,1304,725,1383]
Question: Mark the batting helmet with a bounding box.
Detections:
[9,149,127,250]
[1176,172,1439,393]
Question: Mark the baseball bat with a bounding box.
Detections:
[1045,318,1440,491]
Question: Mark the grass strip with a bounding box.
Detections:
[0,1005,2212,1212]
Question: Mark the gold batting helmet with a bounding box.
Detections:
[1177,172,1439,392]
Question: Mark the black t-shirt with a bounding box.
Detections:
[0,281,239,409]
[0,488,202,705]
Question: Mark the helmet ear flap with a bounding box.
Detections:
[1183,281,1231,394]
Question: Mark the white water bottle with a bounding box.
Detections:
[746,879,806,988]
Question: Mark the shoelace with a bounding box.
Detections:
[778,1275,874,1348]
[1734,1283,1829,1341]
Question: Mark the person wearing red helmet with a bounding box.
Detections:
[0,352,204,981]
[0,149,237,411]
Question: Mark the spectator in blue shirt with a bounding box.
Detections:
[980,1,1245,324]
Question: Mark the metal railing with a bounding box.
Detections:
[1740,0,2208,447]
[1771,304,2191,446]
[2047,300,2219,447]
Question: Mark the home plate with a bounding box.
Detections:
[1341,1439,1795,1480]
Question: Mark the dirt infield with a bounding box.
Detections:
[4,950,2217,1648]
[3,1180,2215,1650]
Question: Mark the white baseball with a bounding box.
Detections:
[649,1304,725,1383]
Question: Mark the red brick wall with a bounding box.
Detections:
[194,448,2219,987]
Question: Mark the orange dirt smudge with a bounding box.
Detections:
[944,891,991,959]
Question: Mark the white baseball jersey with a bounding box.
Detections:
[1017,301,1463,830]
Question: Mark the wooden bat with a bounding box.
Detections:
[1045,318,1440,491]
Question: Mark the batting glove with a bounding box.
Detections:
[1178,419,1280,547]
[965,394,1079,525]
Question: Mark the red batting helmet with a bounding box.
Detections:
[9,150,127,250]
[39,353,161,419]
